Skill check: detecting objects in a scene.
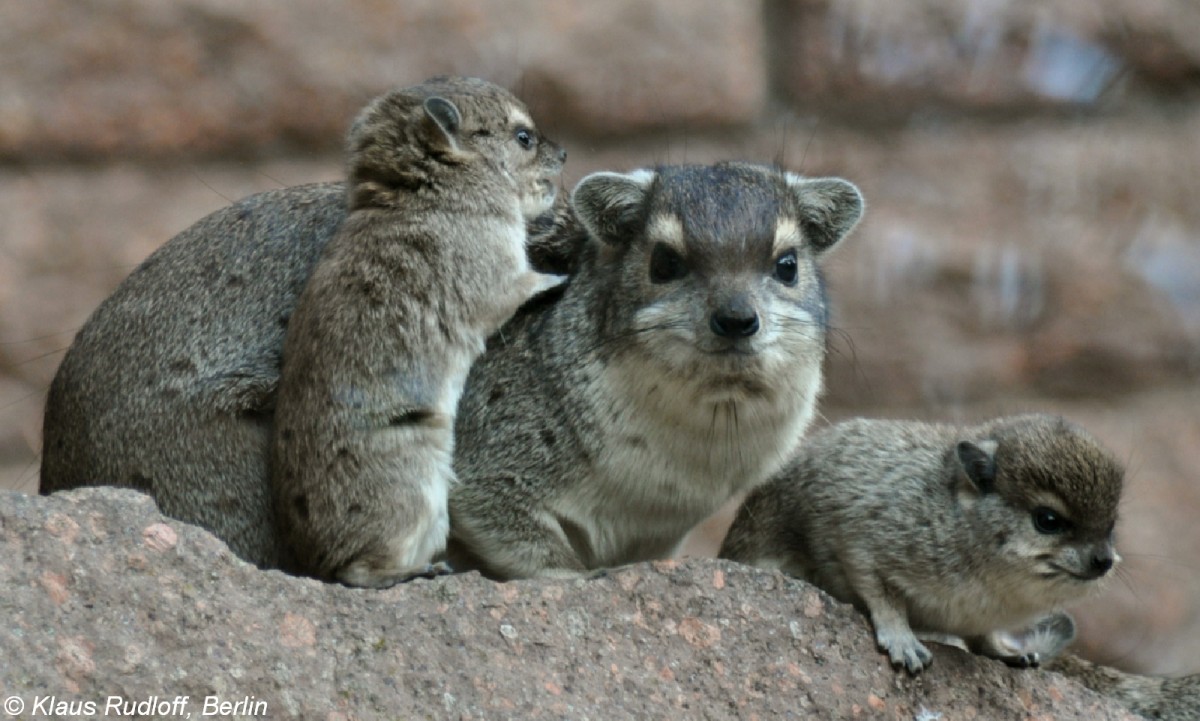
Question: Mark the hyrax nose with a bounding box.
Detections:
[1089,550,1114,576]
[710,297,760,339]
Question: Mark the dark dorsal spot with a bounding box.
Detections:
[292,494,309,520]
[390,409,434,426]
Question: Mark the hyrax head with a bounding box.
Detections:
[952,414,1124,600]
[345,75,566,217]
[570,162,863,398]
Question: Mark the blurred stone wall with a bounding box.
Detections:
[1,0,1198,677]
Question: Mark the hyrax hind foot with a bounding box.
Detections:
[971,611,1077,670]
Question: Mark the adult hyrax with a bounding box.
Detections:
[721,413,1124,674]
[446,162,864,579]
[271,78,565,587]
[40,77,577,570]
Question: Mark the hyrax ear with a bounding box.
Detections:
[955,439,998,496]
[571,170,655,246]
[784,174,864,254]
[421,96,462,151]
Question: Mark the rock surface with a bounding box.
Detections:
[1,488,1138,720]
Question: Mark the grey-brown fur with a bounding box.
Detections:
[720,413,1123,674]
[41,160,862,580]
[39,78,579,570]
[446,162,863,579]
[271,77,565,587]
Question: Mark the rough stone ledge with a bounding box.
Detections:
[0,488,1138,719]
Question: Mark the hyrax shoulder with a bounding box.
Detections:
[269,76,565,587]
[447,161,864,581]
[721,413,1124,674]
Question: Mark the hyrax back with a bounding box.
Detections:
[720,413,1124,674]
[271,77,565,587]
[447,162,864,580]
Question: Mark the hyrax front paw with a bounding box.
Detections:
[876,628,934,674]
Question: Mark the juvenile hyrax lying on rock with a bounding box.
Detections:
[271,78,565,587]
[721,413,1123,674]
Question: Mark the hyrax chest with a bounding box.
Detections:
[548,333,821,568]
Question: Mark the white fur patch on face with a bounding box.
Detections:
[774,217,801,254]
[508,106,534,130]
[646,213,685,251]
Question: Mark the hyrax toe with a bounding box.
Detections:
[877,630,934,674]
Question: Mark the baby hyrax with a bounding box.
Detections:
[720,413,1124,674]
[271,77,566,587]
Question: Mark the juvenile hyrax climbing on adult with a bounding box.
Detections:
[40,76,578,571]
[446,162,863,579]
[720,413,1123,674]
[271,77,565,587]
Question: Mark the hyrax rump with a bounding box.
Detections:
[39,77,578,570]
[446,162,863,579]
[271,78,565,587]
[40,160,863,580]
[720,414,1123,674]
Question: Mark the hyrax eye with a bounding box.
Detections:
[515,128,535,149]
[650,243,688,284]
[774,250,799,286]
[1031,507,1071,535]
